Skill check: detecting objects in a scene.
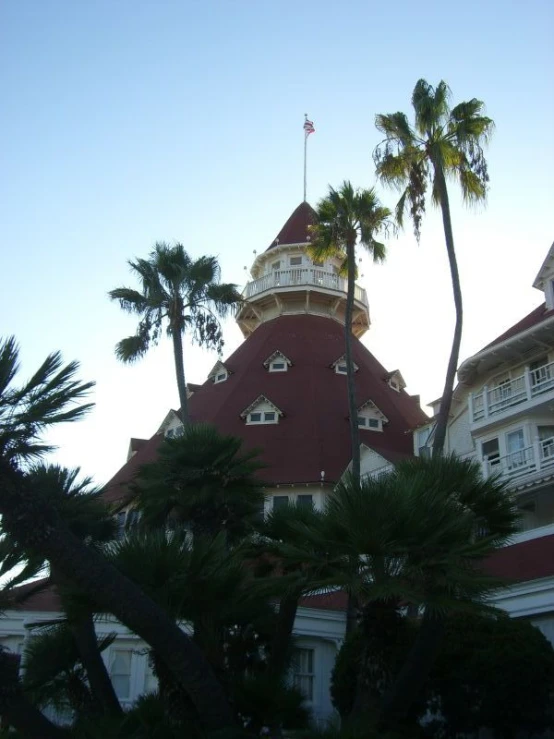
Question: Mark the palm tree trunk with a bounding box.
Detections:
[0,460,234,731]
[345,240,361,481]
[268,591,300,677]
[69,611,122,717]
[0,649,66,739]
[172,328,189,425]
[432,165,463,456]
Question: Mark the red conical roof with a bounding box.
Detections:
[104,314,427,502]
[266,201,316,250]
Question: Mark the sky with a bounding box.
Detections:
[1,0,553,486]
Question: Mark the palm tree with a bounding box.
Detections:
[109,243,242,423]
[273,456,518,723]
[0,337,234,732]
[0,463,122,718]
[132,423,265,542]
[308,182,392,481]
[374,80,494,454]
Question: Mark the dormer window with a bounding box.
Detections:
[332,355,359,375]
[357,400,388,432]
[386,370,406,393]
[166,425,184,439]
[264,351,292,373]
[208,361,231,384]
[241,395,283,425]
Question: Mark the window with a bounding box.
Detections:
[271,261,281,270]
[539,426,554,463]
[297,494,313,508]
[213,371,227,384]
[290,256,303,266]
[273,495,289,510]
[358,416,381,431]
[292,648,314,702]
[506,429,526,469]
[110,650,132,700]
[417,427,432,457]
[312,259,324,267]
[336,364,348,375]
[166,425,184,439]
[530,357,552,390]
[269,361,287,372]
[389,380,399,392]
[247,410,279,425]
[482,438,500,468]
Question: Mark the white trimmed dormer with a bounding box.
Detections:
[263,350,292,373]
[386,370,406,393]
[240,395,283,425]
[533,241,554,310]
[332,355,359,376]
[157,410,184,439]
[208,360,231,385]
[357,400,388,432]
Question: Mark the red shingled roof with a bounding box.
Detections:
[104,314,428,503]
[266,202,316,250]
[9,579,61,612]
[486,533,554,582]
[299,590,348,611]
[484,303,554,350]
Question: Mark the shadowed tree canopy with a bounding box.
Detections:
[374,79,494,455]
[109,243,243,423]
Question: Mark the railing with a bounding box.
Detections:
[470,360,554,422]
[483,435,554,481]
[244,268,368,307]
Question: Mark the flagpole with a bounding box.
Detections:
[303,114,308,202]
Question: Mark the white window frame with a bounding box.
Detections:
[358,415,382,431]
[213,370,228,384]
[292,648,315,703]
[289,255,303,267]
[389,379,400,392]
[269,360,287,372]
[109,649,132,701]
[335,364,348,375]
[246,410,279,425]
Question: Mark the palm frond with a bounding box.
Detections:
[108,287,150,314]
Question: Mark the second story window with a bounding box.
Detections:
[290,256,303,266]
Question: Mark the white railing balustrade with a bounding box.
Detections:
[470,360,554,422]
[484,435,554,481]
[244,268,368,308]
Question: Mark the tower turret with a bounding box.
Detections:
[237,202,370,338]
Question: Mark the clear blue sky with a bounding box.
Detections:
[1,0,553,484]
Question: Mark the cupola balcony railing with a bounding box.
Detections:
[469,360,554,423]
[244,267,368,308]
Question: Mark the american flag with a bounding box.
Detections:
[303,117,315,136]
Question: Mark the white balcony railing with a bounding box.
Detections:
[244,268,368,308]
[483,435,554,481]
[470,361,554,422]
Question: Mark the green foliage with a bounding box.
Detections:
[330,629,363,718]
[307,181,392,269]
[21,621,115,714]
[427,611,554,736]
[374,79,494,241]
[0,336,94,463]
[232,674,311,735]
[132,423,265,540]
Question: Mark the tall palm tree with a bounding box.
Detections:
[0,337,234,732]
[374,80,494,454]
[109,243,242,423]
[308,182,391,481]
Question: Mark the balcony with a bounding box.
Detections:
[483,435,554,482]
[470,361,554,424]
[244,268,368,310]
